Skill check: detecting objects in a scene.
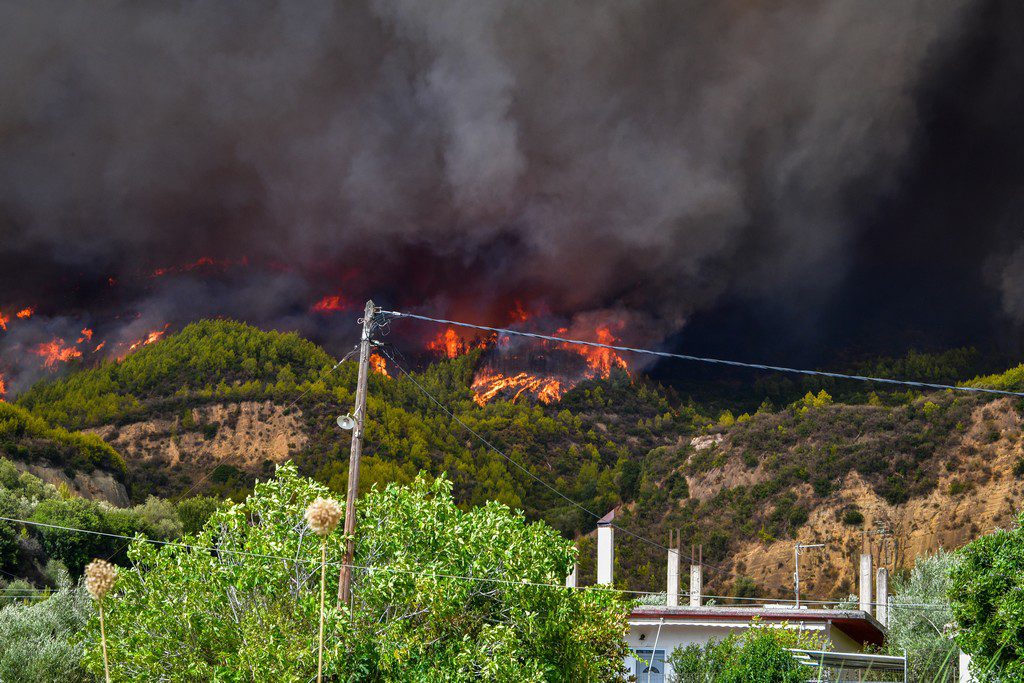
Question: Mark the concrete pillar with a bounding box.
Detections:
[597,521,614,586]
[689,564,702,606]
[959,651,975,683]
[565,563,577,589]
[875,567,889,627]
[667,547,680,606]
[859,553,872,613]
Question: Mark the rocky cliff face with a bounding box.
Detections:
[12,461,130,507]
[88,400,308,495]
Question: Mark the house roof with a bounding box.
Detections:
[628,605,886,647]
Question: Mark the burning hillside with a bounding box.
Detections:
[421,321,632,406]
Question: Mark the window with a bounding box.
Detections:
[634,649,666,683]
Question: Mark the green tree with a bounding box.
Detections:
[88,463,630,681]
[949,512,1024,680]
[0,571,91,682]
[175,496,220,534]
[884,551,957,681]
[667,620,818,682]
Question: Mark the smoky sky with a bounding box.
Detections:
[2,0,1024,391]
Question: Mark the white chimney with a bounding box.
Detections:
[565,563,577,589]
[859,553,873,613]
[876,567,889,626]
[689,565,702,606]
[666,530,680,606]
[689,544,703,606]
[597,510,615,586]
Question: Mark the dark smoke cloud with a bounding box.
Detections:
[5,0,1023,391]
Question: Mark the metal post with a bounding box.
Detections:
[337,299,376,607]
[794,545,800,609]
[667,529,680,607]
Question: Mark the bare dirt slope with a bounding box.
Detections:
[89,400,307,492]
[697,399,1023,598]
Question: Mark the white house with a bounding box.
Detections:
[581,513,895,681]
[624,605,886,682]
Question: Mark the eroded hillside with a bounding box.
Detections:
[11,319,1024,600]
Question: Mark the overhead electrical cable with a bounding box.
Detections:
[0,515,945,610]
[380,310,1024,397]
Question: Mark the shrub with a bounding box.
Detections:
[0,573,91,683]
[842,508,864,526]
[949,512,1024,679]
[667,619,818,682]
[1013,457,1024,478]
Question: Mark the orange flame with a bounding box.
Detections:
[0,372,6,398]
[471,324,628,406]
[573,327,628,377]
[370,353,389,377]
[16,308,33,319]
[471,369,565,406]
[127,327,168,352]
[151,256,247,278]
[33,339,83,368]
[77,328,93,343]
[311,295,350,313]
[508,301,530,323]
[428,328,467,358]
[0,311,7,331]
[93,341,107,353]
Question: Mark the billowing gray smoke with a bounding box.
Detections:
[1,0,1009,391]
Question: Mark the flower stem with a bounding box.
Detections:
[317,539,327,683]
[99,599,111,683]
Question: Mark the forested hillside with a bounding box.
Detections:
[7,320,1024,599]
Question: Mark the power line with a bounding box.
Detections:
[381,310,1024,398]
[378,346,673,555]
[0,514,949,611]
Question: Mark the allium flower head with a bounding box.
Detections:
[305,497,343,537]
[85,559,117,601]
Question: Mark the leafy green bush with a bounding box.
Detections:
[88,462,630,681]
[0,573,91,682]
[842,508,864,526]
[667,620,818,682]
[949,512,1024,680]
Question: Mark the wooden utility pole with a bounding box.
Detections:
[337,299,376,607]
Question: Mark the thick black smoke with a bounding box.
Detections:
[2,0,1023,392]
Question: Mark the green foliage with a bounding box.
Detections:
[0,401,125,476]
[1013,457,1024,478]
[0,572,91,683]
[667,620,818,682]
[795,390,833,414]
[884,551,958,682]
[842,508,864,526]
[175,495,220,534]
[30,497,145,574]
[17,319,336,428]
[949,512,1024,680]
[967,363,1024,393]
[89,462,630,681]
